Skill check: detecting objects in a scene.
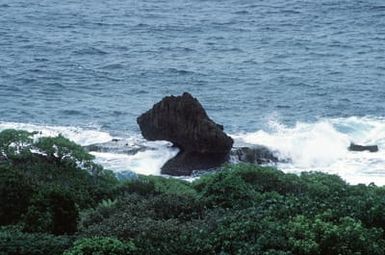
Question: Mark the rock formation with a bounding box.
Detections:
[84,139,150,155]
[231,145,279,164]
[137,92,233,175]
[348,143,379,153]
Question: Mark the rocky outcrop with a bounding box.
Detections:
[83,139,151,155]
[137,92,233,176]
[348,143,379,153]
[231,145,279,164]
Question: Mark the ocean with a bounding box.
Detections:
[1,0,385,184]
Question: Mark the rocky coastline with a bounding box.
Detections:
[84,92,380,177]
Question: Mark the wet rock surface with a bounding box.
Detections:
[231,145,279,164]
[83,139,152,155]
[348,143,379,153]
[137,92,233,175]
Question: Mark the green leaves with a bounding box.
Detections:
[2,129,385,255]
[0,129,118,236]
[79,164,385,254]
[34,135,94,165]
[0,226,72,255]
[22,187,79,235]
[287,215,385,255]
[0,129,34,160]
[0,129,96,171]
[0,166,34,225]
[63,237,136,255]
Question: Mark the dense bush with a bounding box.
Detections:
[0,129,118,229]
[3,129,385,254]
[63,237,136,255]
[22,187,79,234]
[193,167,257,208]
[0,166,34,225]
[0,129,34,160]
[287,215,385,255]
[78,164,385,254]
[79,199,119,230]
[120,175,196,197]
[0,226,72,255]
[34,135,94,166]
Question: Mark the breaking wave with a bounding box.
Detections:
[232,116,385,185]
[2,116,385,184]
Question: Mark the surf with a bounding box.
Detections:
[1,116,385,185]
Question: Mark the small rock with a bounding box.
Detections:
[348,143,379,153]
[231,145,278,164]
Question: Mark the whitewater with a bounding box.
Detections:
[2,116,385,185]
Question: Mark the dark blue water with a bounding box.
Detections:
[1,0,385,135]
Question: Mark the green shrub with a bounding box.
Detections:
[231,164,305,195]
[23,187,79,235]
[34,135,94,164]
[300,171,348,199]
[120,176,157,195]
[287,215,385,255]
[64,237,135,255]
[79,164,385,254]
[0,129,34,160]
[0,166,34,225]
[0,129,119,225]
[0,226,72,255]
[79,199,119,230]
[120,175,196,197]
[3,130,385,255]
[193,168,256,208]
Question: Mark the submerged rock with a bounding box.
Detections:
[348,143,379,153]
[137,92,233,176]
[231,145,279,164]
[83,139,151,155]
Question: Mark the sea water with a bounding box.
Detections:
[1,0,385,184]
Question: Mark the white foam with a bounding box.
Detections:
[2,118,385,185]
[91,144,179,176]
[232,116,385,185]
[0,121,178,176]
[0,122,112,146]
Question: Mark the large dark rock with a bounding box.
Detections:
[137,92,233,176]
[348,143,379,153]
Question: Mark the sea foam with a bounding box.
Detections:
[232,116,385,185]
[1,117,385,185]
[0,121,178,176]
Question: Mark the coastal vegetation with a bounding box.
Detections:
[1,129,385,254]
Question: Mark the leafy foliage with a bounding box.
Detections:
[0,129,34,160]
[63,237,135,255]
[22,187,79,235]
[0,166,34,225]
[287,215,385,255]
[34,135,94,169]
[79,164,385,254]
[0,226,72,255]
[2,129,385,254]
[0,129,118,229]
[120,175,196,196]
